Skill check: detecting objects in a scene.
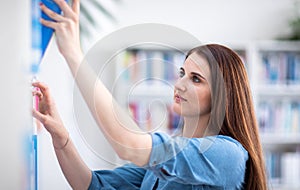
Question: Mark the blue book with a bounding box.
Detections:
[31,0,66,74]
[262,54,270,83]
[298,103,300,133]
[287,53,295,84]
[294,54,300,83]
[41,0,66,59]
[146,52,153,81]
[163,52,173,81]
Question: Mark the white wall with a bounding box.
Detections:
[0,0,30,189]
[116,0,297,42]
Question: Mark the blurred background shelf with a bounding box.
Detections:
[115,40,300,189]
[256,84,300,97]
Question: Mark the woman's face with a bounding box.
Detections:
[173,53,212,117]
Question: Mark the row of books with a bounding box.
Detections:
[116,49,249,83]
[116,50,185,83]
[258,100,300,134]
[265,151,300,187]
[127,101,300,134]
[127,99,300,134]
[260,52,300,84]
[128,101,182,134]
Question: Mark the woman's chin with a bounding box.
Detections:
[172,103,182,115]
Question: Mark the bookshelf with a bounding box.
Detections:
[114,47,185,134]
[251,41,300,190]
[114,41,300,189]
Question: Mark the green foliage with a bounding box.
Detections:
[279,0,300,40]
[289,17,300,40]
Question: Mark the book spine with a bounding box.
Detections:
[258,100,300,134]
[260,52,300,85]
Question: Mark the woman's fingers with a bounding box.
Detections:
[71,0,80,15]
[32,90,43,100]
[32,109,47,124]
[32,82,50,97]
[40,18,56,30]
[40,0,79,30]
[40,3,66,22]
[39,0,81,60]
[53,0,75,17]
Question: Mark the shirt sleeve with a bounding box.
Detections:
[146,132,248,187]
[88,163,146,190]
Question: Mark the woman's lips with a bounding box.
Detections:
[174,94,187,103]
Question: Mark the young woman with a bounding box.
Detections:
[33,0,267,189]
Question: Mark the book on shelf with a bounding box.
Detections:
[265,150,300,188]
[116,49,185,84]
[260,52,300,85]
[116,49,186,135]
[128,102,181,134]
[258,100,300,134]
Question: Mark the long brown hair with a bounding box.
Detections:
[186,44,267,190]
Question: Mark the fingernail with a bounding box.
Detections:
[39,2,43,6]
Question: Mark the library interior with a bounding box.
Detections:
[1,0,300,189]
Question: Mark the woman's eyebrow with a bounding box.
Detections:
[191,72,206,80]
[180,67,206,81]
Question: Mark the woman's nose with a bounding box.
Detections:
[174,77,187,92]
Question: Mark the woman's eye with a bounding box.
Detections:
[192,75,201,83]
[179,70,184,78]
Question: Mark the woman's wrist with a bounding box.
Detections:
[64,50,84,75]
[53,133,70,150]
[52,131,70,151]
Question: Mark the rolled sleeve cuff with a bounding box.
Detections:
[147,132,188,167]
[147,132,166,167]
[88,171,101,190]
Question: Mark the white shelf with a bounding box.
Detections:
[130,83,173,97]
[256,84,300,97]
[261,133,300,145]
[117,83,174,103]
[270,184,300,190]
[256,40,300,52]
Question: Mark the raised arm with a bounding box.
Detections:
[40,0,152,166]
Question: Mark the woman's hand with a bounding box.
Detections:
[40,0,82,61]
[32,82,69,149]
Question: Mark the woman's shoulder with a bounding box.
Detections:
[201,135,247,153]
[200,135,249,164]
[154,132,248,159]
[215,135,246,149]
[216,135,247,153]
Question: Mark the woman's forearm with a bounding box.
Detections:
[53,137,92,190]
[32,80,92,189]
[64,52,152,166]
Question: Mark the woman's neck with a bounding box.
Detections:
[182,113,210,138]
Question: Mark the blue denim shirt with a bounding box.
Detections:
[88,133,248,189]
